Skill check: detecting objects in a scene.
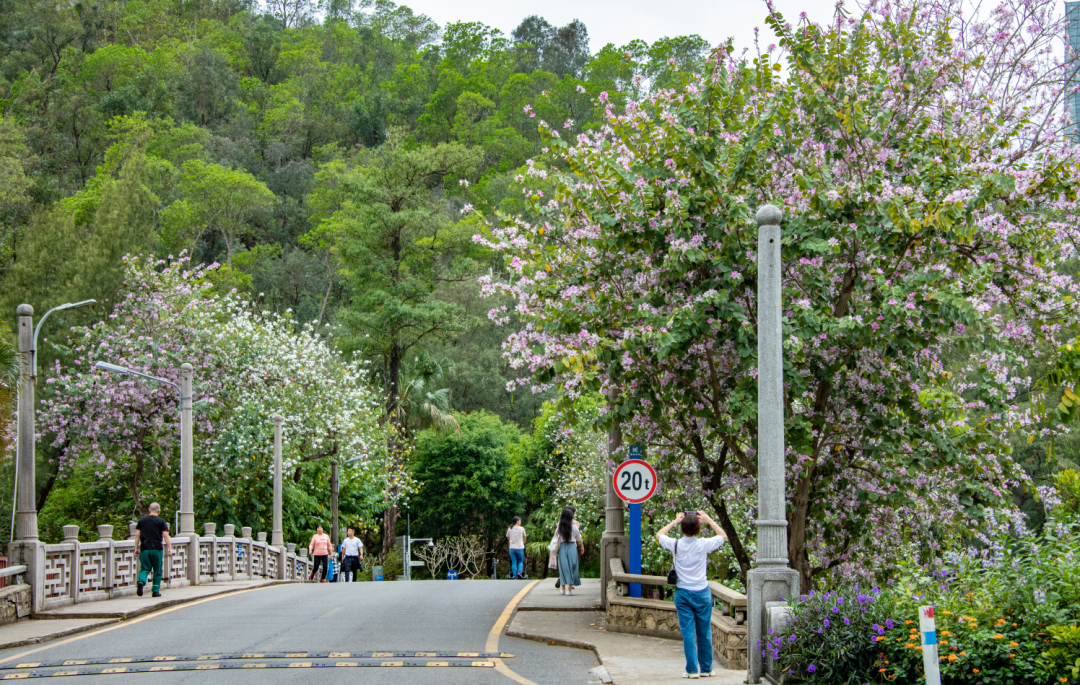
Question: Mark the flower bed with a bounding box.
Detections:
[771,518,1079,684]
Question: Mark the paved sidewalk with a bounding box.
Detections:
[507,584,746,685]
[517,577,601,611]
[0,579,289,650]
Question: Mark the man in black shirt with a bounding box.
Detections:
[134,502,173,598]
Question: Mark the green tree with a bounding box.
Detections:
[162,160,275,267]
[310,134,482,552]
[410,411,523,556]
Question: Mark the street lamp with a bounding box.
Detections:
[93,360,195,542]
[11,300,97,544]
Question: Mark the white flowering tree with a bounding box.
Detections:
[40,255,399,538]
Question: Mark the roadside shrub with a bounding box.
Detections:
[771,585,896,683]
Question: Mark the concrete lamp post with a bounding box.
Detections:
[11,301,96,613]
[11,300,97,544]
[747,205,801,684]
[93,361,198,584]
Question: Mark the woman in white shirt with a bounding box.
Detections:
[552,507,584,595]
[507,517,527,579]
[656,510,727,679]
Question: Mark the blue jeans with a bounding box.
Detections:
[509,548,525,577]
[674,587,714,674]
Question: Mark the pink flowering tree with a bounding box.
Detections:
[478,0,1080,588]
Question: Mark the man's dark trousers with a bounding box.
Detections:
[139,550,163,592]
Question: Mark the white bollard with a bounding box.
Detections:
[918,606,942,685]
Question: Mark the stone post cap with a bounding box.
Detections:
[241,527,252,539]
[62,525,80,542]
[286,543,297,554]
[128,522,138,540]
[257,532,267,542]
[203,522,217,536]
[97,525,114,540]
[272,414,283,424]
[16,304,32,317]
[180,362,193,371]
[223,524,235,537]
[756,204,783,226]
[298,548,308,558]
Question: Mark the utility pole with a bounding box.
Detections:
[600,388,626,610]
[747,205,800,683]
[14,305,37,542]
[271,415,284,550]
[330,459,339,548]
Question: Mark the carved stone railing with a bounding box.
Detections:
[606,558,748,670]
[37,523,312,611]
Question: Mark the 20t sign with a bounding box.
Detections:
[613,459,658,504]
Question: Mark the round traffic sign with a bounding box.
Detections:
[613,459,658,504]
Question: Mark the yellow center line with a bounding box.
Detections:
[487,580,540,685]
[0,585,281,666]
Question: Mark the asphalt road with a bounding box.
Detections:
[0,580,602,684]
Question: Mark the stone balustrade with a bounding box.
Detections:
[33,523,311,612]
[605,558,748,670]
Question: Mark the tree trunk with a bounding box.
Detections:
[381,504,399,556]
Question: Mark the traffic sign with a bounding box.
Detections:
[613,458,657,504]
[447,570,458,580]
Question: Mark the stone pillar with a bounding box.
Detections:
[600,400,628,610]
[15,305,37,542]
[180,364,199,586]
[271,415,285,550]
[178,364,195,536]
[9,305,46,613]
[747,205,800,683]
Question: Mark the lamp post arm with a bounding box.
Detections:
[122,370,185,410]
[32,300,97,378]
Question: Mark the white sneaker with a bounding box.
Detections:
[682,673,700,679]
[701,672,715,678]
[561,588,566,595]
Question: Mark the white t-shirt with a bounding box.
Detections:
[657,534,725,591]
[507,526,526,549]
[552,524,582,545]
[341,537,364,557]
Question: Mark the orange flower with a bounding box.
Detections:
[1009,654,1015,659]
[905,620,914,625]
[992,634,1005,639]
[1060,679,1068,684]
[948,654,958,662]
[1009,641,1019,647]
[876,636,885,642]
[942,610,952,615]
[1012,623,1017,627]
[959,652,966,655]
[974,669,980,674]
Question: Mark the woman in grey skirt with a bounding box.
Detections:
[552,507,584,595]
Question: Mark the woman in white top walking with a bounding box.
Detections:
[507,517,527,579]
[656,511,727,679]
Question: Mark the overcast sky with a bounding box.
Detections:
[399,0,843,53]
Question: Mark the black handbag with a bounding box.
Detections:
[666,540,678,585]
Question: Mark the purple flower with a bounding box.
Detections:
[885,619,894,630]
[857,594,868,604]
[789,634,797,642]
[772,648,779,659]
[808,664,817,673]
[837,597,845,605]
[878,627,885,636]
[832,606,840,613]
[817,628,823,634]
[773,637,781,647]
[872,586,880,594]
[823,619,831,627]
[843,617,850,625]
[873,624,880,631]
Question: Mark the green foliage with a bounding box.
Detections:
[1052,470,1080,519]
[409,411,522,543]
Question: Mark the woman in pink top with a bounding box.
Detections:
[308,525,332,582]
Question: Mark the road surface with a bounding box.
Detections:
[0,580,602,684]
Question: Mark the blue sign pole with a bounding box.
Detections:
[628,444,643,598]
[629,502,641,597]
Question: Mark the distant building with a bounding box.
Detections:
[1068,2,1080,139]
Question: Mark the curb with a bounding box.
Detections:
[0,619,122,651]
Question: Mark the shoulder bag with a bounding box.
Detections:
[666,540,678,585]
